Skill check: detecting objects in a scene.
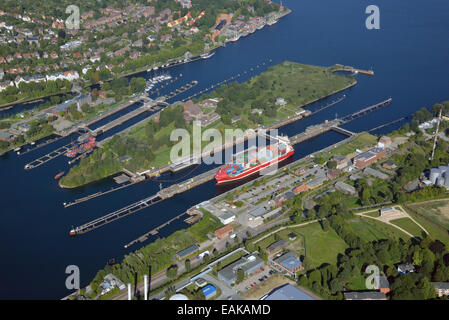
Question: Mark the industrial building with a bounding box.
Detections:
[218,212,236,225]
[201,284,217,299]
[364,167,389,180]
[262,284,315,300]
[269,251,303,276]
[176,244,199,259]
[214,225,234,240]
[305,176,327,189]
[428,165,449,188]
[331,155,350,169]
[334,181,357,196]
[217,255,264,286]
[353,147,386,169]
[266,239,288,255]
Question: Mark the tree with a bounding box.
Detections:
[185,259,191,272]
[236,268,245,284]
[329,278,343,294]
[166,265,178,279]
[326,160,337,169]
[308,270,322,285]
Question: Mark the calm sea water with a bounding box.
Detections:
[0,0,448,299]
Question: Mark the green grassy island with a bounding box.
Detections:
[60,61,355,188]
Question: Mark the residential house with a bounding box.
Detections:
[431,282,449,297]
[397,263,415,274]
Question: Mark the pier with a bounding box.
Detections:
[332,65,375,76]
[24,142,74,170]
[290,98,393,145]
[163,80,198,101]
[123,211,188,248]
[89,103,158,137]
[17,135,65,157]
[70,194,162,236]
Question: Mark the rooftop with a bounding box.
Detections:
[176,244,199,258]
[264,284,315,300]
[343,291,387,300]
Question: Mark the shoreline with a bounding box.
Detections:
[0,8,292,112]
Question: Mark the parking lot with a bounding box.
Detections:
[234,266,272,294]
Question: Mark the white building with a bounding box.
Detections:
[0,80,14,92]
[218,212,236,225]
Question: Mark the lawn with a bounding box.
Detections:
[294,222,348,269]
[188,212,223,242]
[349,218,388,241]
[409,200,449,230]
[363,211,381,218]
[404,207,449,245]
[390,217,425,237]
[362,217,411,241]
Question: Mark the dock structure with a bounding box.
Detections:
[89,104,155,137]
[158,167,218,199]
[123,211,187,248]
[84,98,143,127]
[163,80,198,101]
[339,98,392,124]
[290,98,392,145]
[330,126,356,137]
[18,135,65,157]
[70,194,162,236]
[332,65,375,76]
[289,119,341,145]
[24,142,73,170]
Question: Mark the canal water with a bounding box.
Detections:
[0,0,448,299]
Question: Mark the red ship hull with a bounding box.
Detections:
[215,149,294,184]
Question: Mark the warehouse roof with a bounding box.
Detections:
[263,284,315,300]
[176,244,199,259]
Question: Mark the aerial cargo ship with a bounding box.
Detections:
[65,137,96,158]
[215,136,294,184]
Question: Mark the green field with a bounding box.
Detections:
[198,61,356,127]
[390,218,425,237]
[405,208,449,245]
[349,218,388,241]
[410,201,449,230]
[297,222,348,268]
[361,217,411,241]
[364,211,381,218]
